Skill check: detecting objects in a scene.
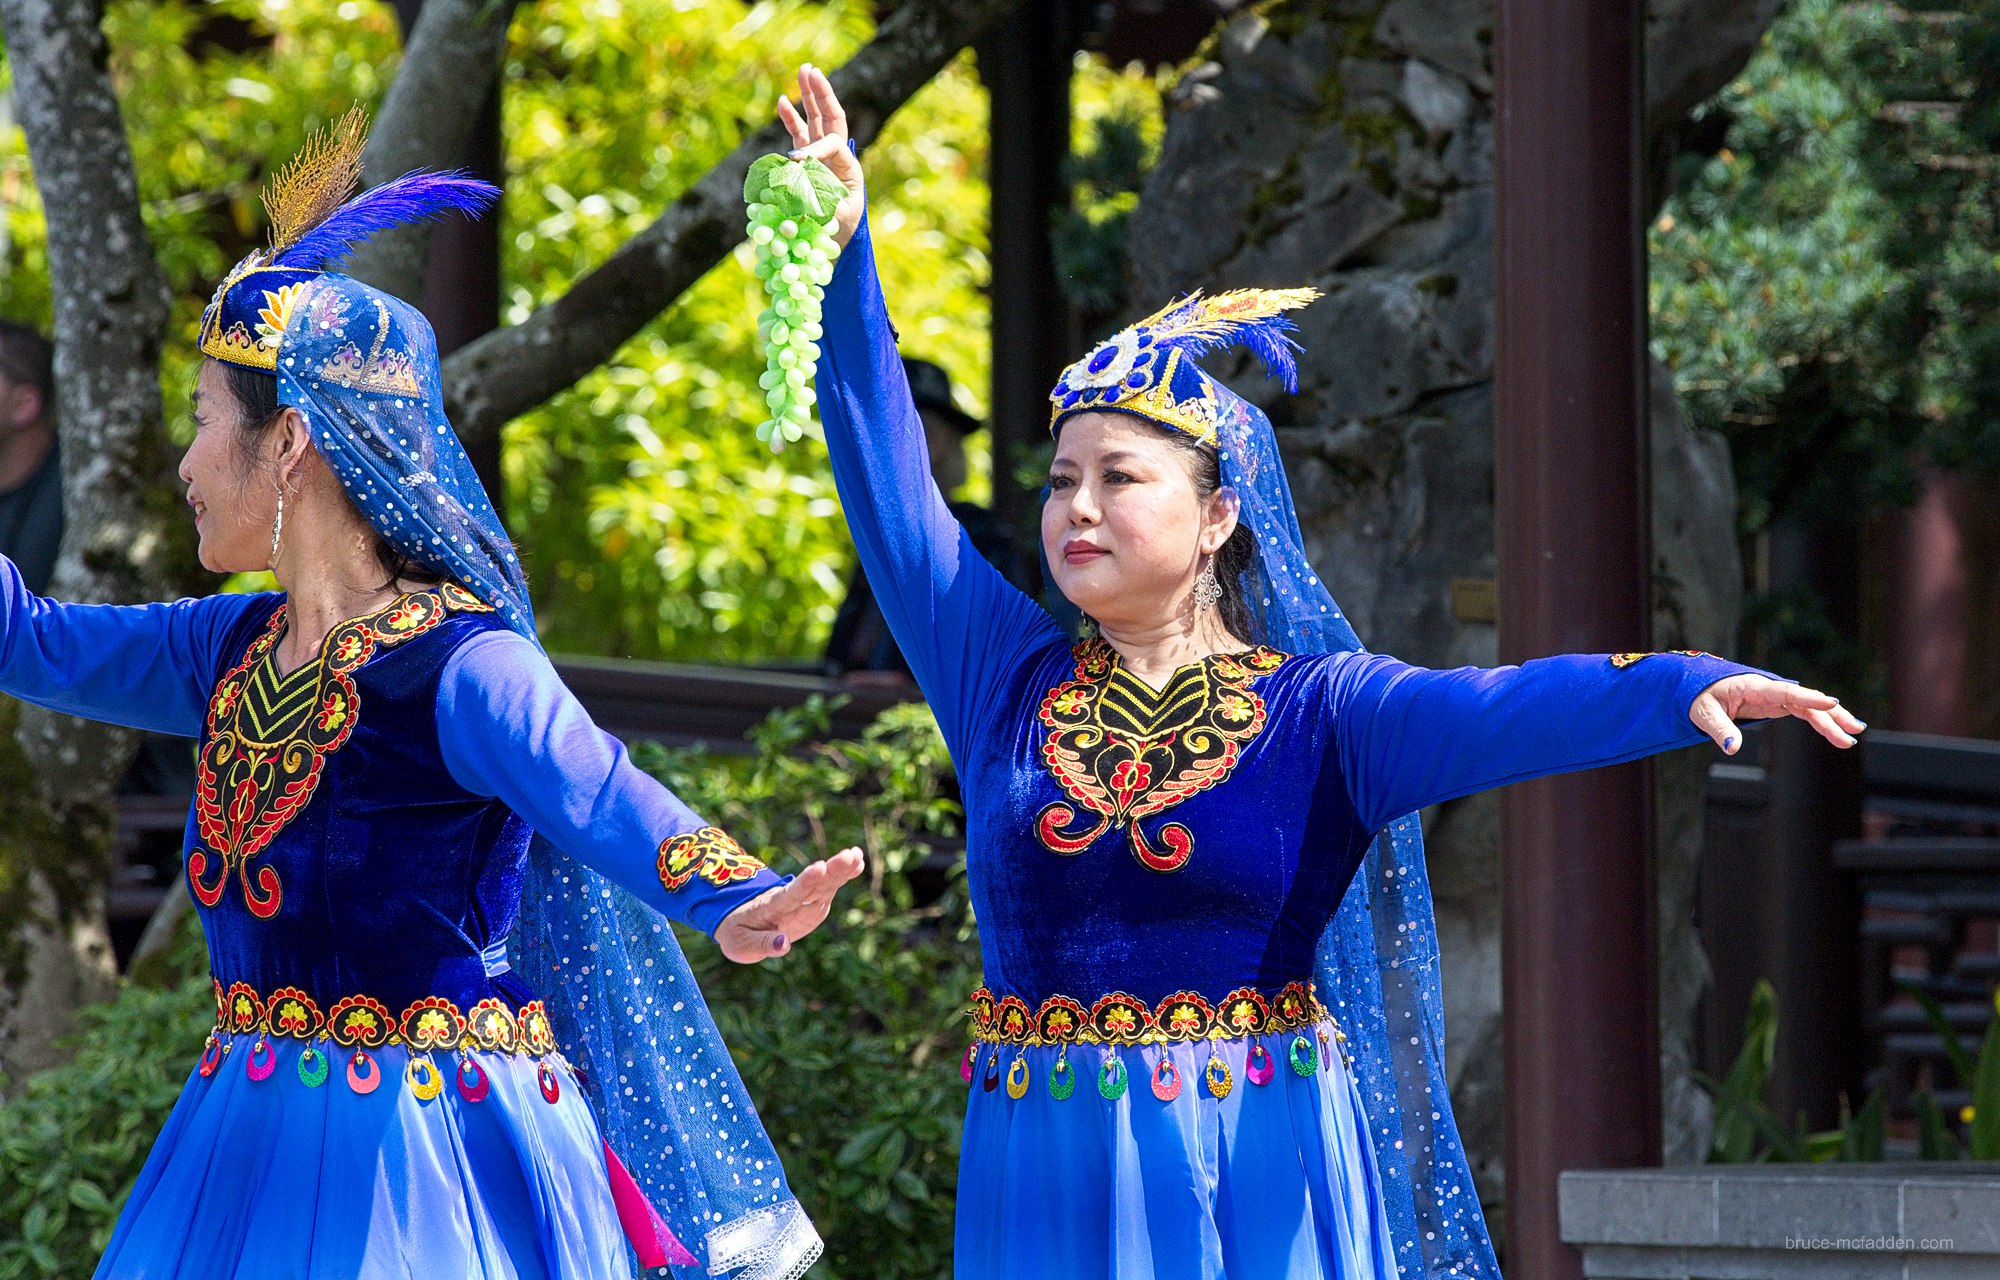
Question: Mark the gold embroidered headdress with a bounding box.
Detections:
[196,108,495,374]
[1048,287,1319,445]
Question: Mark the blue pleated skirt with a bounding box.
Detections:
[94,1037,635,1280]
[954,1023,1399,1280]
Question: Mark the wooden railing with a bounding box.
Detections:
[1834,731,2000,1120]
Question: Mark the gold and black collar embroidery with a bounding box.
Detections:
[1034,639,1289,871]
[189,583,492,918]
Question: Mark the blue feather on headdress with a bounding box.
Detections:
[1138,288,1320,393]
[254,107,497,273]
[271,170,499,272]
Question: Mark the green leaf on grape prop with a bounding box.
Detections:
[745,153,845,449]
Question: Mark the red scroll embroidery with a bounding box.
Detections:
[1033,639,1287,872]
[188,584,491,917]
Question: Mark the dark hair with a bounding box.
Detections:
[1053,412,1261,645]
[0,320,54,409]
[219,362,443,591]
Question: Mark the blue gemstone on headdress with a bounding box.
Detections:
[1086,346,1120,374]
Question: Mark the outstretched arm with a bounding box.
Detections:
[437,630,863,962]
[786,66,1064,757]
[1331,649,1862,832]
[0,553,265,736]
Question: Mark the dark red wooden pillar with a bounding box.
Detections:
[1494,0,1655,1276]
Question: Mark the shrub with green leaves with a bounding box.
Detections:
[638,699,976,1278]
[0,703,975,1279]
[0,977,212,1277]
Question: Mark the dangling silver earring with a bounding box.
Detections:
[1192,558,1222,615]
[269,485,286,569]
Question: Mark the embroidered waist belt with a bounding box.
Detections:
[967,980,1330,1047]
[211,978,556,1056]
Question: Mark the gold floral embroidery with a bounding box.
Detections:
[1034,639,1289,871]
[656,825,767,892]
[967,982,1328,1047]
[210,979,551,1057]
[188,585,493,918]
[254,283,308,347]
[1609,649,1712,669]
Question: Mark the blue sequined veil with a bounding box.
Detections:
[200,121,820,1278]
[1216,388,1501,1280]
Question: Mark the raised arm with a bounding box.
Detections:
[787,66,1064,758]
[1329,649,1859,832]
[0,552,265,735]
[436,630,862,960]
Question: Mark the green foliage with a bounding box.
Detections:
[0,0,403,449]
[1700,978,1890,1162]
[0,976,213,1277]
[0,705,974,1279]
[1901,984,2000,1159]
[637,700,976,1279]
[1704,979,1778,1161]
[1702,977,2000,1163]
[1652,0,2000,533]
[1053,57,1169,321]
[499,3,992,660]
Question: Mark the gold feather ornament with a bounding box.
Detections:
[261,106,369,257]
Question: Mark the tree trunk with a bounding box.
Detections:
[0,0,203,1088]
[1124,0,1772,1228]
[342,0,518,306]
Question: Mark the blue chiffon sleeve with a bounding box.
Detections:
[435,629,788,936]
[0,553,268,736]
[816,216,1065,758]
[1330,649,1769,832]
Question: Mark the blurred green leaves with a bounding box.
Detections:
[1652,0,2000,532]
[498,1,991,660]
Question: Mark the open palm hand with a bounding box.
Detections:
[1690,674,1864,755]
[715,846,866,963]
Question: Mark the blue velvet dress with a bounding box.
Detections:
[816,219,1759,1280]
[0,570,784,1279]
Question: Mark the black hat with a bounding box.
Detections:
[902,357,982,436]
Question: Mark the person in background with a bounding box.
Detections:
[0,321,63,593]
[822,355,1038,680]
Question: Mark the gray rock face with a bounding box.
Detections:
[1124,0,1769,1226]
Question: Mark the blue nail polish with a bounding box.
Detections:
[772,933,787,951]
[787,149,805,160]
[1724,736,1737,752]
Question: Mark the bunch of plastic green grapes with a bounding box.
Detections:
[744,153,845,449]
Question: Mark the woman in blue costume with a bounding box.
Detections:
[1,115,856,1280]
[777,68,1864,1280]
